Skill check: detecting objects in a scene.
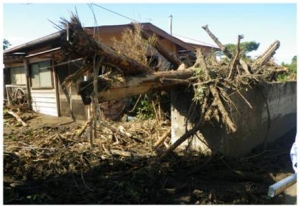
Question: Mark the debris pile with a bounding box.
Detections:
[3,14,295,205]
[4,118,170,178]
[3,115,296,204]
[55,14,288,156]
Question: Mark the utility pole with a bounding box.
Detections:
[169,15,173,35]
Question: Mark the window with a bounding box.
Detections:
[30,60,52,88]
[10,66,26,85]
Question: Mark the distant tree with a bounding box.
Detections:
[290,55,297,73]
[3,39,11,50]
[216,41,260,61]
[225,41,260,58]
[278,55,297,81]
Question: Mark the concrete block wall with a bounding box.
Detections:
[171,81,297,158]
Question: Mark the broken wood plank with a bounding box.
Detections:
[76,120,90,137]
[110,149,132,157]
[153,128,171,148]
[7,111,28,127]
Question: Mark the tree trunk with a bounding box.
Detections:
[60,14,152,76]
[97,70,194,102]
[78,69,194,104]
[140,30,183,69]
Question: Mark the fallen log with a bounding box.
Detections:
[78,69,194,104]
[252,40,280,72]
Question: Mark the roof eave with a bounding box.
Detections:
[4,31,62,54]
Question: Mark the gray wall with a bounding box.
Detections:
[171,81,297,158]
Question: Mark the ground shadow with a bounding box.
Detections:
[3,127,296,205]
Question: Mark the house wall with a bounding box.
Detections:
[4,54,59,116]
[31,89,58,116]
[171,81,297,158]
[91,27,178,56]
[28,57,59,116]
[200,46,217,56]
[160,39,177,53]
[96,32,122,46]
[56,63,87,121]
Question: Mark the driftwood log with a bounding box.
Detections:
[78,69,194,104]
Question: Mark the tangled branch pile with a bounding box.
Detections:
[56,14,287,156]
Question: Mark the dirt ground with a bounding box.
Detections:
[3,112,297,205]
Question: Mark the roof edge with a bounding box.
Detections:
[4,31,61,54]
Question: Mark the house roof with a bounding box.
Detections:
[4,22,217,57]
[174,34,219,50]
[4,31,62,55]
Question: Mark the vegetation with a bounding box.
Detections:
[111,23,157,66]
[3,39,11,50]
[277,56,297,81]
[111,23,169,120]
[216,40,296,82]
[225,41,260,58]
[216,41,260,62]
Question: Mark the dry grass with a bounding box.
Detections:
[111,23,157,66]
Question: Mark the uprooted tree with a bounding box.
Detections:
[56,14,288,156]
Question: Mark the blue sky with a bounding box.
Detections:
[2,2,298,64]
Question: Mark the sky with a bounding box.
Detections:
[1,1,298,64]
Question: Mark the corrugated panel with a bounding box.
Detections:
[31,89,58,116]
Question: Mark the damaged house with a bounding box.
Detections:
[3,22,218,120]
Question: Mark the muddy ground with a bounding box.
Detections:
[3,111,297,204]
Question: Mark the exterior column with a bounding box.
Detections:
[23,58,32,110]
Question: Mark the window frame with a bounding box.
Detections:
[9,66,26,85]
[30,60,54,89]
